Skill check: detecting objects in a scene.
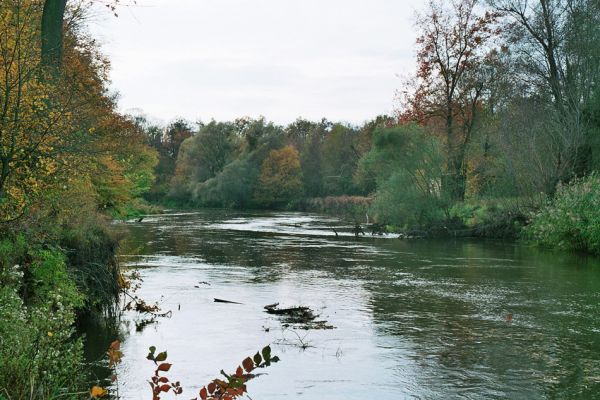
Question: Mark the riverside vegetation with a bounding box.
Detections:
[1,0,600,398]
[142,1,600,252]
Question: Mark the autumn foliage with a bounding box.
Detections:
[254,145,304,207]
[0,0,157,222]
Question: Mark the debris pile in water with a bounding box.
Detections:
[264,303,334,330]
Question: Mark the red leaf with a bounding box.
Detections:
[207,382,216,394]
[242,357,254,373]
[157,363,172,372]
[236,366,243,377]
[199,387,207,400]
[159,384,171,392]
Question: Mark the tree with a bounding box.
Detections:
[402,0,499,201]
[321,124,361,195]
[254,145,304,207]
[181,119,286,208]
[170,121,238,200]
[490,0,600,187]
[300,126,325,197]
[0,0,70,220]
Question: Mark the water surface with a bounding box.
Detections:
[88,210,600,399]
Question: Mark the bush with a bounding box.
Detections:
[524,174,600,254]
[370,170,448,228]
[450,200,528,239]
[0,242,85,399]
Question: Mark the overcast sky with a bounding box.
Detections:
[88,0,427,125]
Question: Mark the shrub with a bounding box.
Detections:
[524,174,600,254]
[0,245,85,399]
[370,170,448,228]
[450,200,528,239]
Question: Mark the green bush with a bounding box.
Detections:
[0,244,85,399]
[525,174,600,254]
[450,200,528,239]
[371,170,447,228]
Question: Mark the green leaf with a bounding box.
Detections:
[271,356,280,363]
[146,346,156,360]
[253,352,262,365]
[155,351,167,362]
[261,345,271,362]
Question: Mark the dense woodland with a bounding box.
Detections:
[0,0,599,398]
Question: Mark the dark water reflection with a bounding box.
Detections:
[86,210,600,399]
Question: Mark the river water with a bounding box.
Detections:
[86,209,600,399]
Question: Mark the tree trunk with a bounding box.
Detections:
[41,0,67,70]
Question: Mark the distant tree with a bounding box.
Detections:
[254,146,304,207]
[164,119,194,160]
[321,124,361,195]
[170,122,238,200]
[353,115,396,194]
[300,127,326,197]
[184,119,285,208]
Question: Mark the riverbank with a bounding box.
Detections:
[0,213,121,398]
[157,174,600,256]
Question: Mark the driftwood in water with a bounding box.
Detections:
[264,303,315,320]
[264,303,334,330]
[214,298,243,304]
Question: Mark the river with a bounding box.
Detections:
[84,209,600,399]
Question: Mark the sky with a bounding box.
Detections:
[88,0,427,125]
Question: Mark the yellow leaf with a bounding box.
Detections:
[90,386,108,398]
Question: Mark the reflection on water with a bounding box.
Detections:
[85,209,600,399]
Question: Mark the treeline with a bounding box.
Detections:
[144,0,600,251]
[0,1,157,396]
[137,116,389,210]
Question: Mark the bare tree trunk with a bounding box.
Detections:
[41,0,67,70]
